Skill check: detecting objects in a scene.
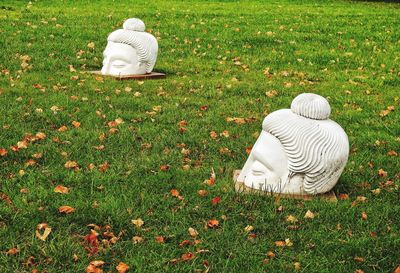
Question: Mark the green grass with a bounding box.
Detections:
[0,0,399,272]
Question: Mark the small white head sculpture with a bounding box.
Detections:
[237,93,349,195]
[101,18,158,76]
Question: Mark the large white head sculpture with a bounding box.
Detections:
[237,93,349,195]
[101,18,158,76]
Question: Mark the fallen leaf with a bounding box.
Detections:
[211,196,221,205]
[181,252,195,261]
[132,236,144,244]
[54,185,69,194]
[387,150,398,156]
[72,121,81,128]
[0,148,8,157]
[170,189,180,197]
[207,219,219,228]
[64,161,78,169]
[116,262,129,273]
[339,193,349,200]
[244,225,254,232]
[266,251,275,258]
[35,223,52,241]
[354,257,365,262]
[285,238,293,247]
[378,169,388,177]
[275,241,286,247]
[304,210,315,219]
[131,218,144,228]
[86,260,104,273]
[155,236,165,244]
[394,266,400,273]
[188,227,198,237]
[5,247,19,255]
[361,212,368,220]
[286,215,298,223]
[198,189,207,196]
[58,205,75,214]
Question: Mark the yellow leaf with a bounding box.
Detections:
[64,161,78,169]
[188,227,198,237]
[286,215,298,223]
[304,210,315,219]
[131,218,144,228]
[35,223,52,241]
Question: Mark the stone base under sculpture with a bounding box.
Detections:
[90,71,166,81]
[233,170,337,202]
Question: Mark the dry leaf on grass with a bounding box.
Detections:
[58,206,75,214]
[35,223,52,241]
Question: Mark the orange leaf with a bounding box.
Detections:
[354,257,365,262]
[5,247,19,255]
[155,236,165,244]
[160,165,170,171]
[58,205,75,214]
[0,148,8,157]
[54,185,69,194]
[170,189,180,197]
[394,266,400,273]
[181,252,195,261]
[86,260,104,273]
[338,193,349,200]
[207,219,219,228]
[72,121,81,128]
[275,241,286,247]
[116,262,129,273]
[58,125,68,132]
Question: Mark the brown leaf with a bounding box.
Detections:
[354,257,365,262]
[378,169,387,177]
[160,164,170,171]
[361,212,368,220]
[54,185,69,194]
[98,162,109,173]
[198,189,207,196]
[274,241,286,247]
[116,262,129,273]
[58,205,75,214]
[35,223,52,241]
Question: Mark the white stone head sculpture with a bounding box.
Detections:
[237,93,349,195]
[101,18,158,76]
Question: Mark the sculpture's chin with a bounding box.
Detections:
[101,64,147,76]
[243,173,306,195]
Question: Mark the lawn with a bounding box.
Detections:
[0,0,399,272]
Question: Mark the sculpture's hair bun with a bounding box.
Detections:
[123,18,145,32]
[291,93,331,120]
